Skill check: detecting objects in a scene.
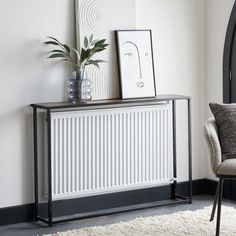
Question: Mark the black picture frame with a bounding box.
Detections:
[115,30,156,99]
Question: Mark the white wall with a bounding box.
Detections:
[0,0,226,209]
[0,0,75,208]
[205,0,235,179]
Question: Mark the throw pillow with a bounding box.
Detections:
[209,103,236,160]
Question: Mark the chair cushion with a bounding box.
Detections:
[217,159,236,176]
[209,103,236,160]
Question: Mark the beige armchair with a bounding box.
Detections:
[204,118,236,236]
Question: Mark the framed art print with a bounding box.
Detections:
[115,30,156,99]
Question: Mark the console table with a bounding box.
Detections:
[31,94,192,226]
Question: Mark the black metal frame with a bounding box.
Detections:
[31,95,192,226]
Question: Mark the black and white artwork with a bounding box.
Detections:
[115,30,156,99]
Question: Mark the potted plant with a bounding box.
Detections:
[45,35,109,102]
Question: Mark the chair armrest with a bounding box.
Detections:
[204,118,222,174]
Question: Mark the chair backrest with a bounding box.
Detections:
[204,118,222,174]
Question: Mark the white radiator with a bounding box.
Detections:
[47,104,173,200]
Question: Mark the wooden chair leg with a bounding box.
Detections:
[210,181,220,222]
[216,178,224,236]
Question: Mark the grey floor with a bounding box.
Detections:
[0,195,235,236]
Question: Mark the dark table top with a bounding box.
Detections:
[31,94,191,111]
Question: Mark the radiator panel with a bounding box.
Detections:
[49,105,173,200]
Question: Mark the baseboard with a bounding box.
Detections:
[0,179,208,226]
[204,179,218,195]
[205,178,236,200]
[0,204,34,226]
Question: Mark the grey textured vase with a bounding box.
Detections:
[67,71,92,103]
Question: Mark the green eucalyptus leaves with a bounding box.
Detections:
[45,35,109,71]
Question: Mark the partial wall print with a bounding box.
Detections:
[116,30,156,99]
[75,0,136,100]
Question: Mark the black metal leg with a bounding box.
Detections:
[187,99,192,203]
[47,110,53,227]
[171,100,177,200]
[210,181,220,222]
[33,107,38,221]
[216,178,224,236]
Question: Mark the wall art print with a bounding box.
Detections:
[115,30,156,99]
